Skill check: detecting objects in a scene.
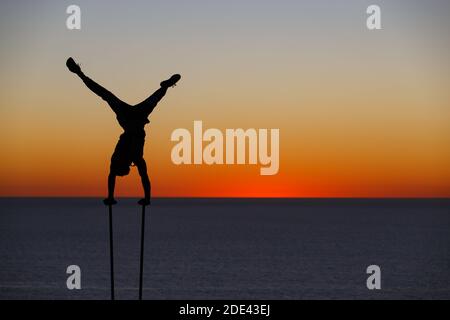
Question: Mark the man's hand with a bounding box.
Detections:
[103,197,118,206]
[138,198,151,206]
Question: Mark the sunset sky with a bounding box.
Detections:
[1,0,449,197]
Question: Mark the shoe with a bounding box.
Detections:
[160,74,181,88]
[66,57,82,74]
[103,198,118,206]
[138,198,151,206]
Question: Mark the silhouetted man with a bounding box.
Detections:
[66,57,180,206]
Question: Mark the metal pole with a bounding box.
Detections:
[108,204,115,300]
[139,204,146,300]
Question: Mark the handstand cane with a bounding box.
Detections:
[108,204,115,300]
[139,204,147,300]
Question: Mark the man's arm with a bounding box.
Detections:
[135,158,151,205]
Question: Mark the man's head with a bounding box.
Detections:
[114,165,131,177]
[111,159,131,177]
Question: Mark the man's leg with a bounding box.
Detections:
[67,58,122,111]
[135,158,151,205]
[79,74,120,105]
[136,74,181,115]
[136,87,168,116]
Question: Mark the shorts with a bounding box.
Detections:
[110,132,145,176]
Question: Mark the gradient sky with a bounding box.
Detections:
[1,0,449,197]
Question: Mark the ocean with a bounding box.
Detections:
[0,198,449,300]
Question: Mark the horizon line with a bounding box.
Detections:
[1,196,450,200]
